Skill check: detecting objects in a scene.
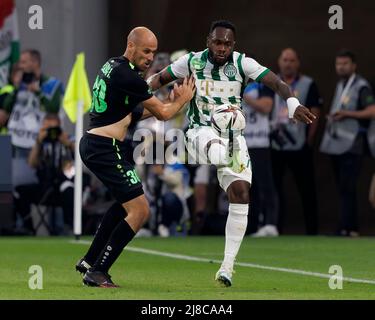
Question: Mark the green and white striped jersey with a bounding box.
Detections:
[167,49,270,128]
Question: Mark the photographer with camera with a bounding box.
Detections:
[1,49,64,188]
[13,113,88,235]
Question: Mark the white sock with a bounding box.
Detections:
[207,142,229,166]
[222,203,249,271]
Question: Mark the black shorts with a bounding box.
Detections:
[79,132,144,204]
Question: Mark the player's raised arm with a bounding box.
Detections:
[143,76,195,120]
[147,53,191,91]
[147,67,175,91]
[260,70,316,124]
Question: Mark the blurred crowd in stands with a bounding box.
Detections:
[0,47,374,238]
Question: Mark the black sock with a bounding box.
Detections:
[84,202,125,265]
[92,219,135,273]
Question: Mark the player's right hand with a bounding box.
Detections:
[293,105,316,124]
[173,76,196,103]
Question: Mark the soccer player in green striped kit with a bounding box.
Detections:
[148,20,316,287]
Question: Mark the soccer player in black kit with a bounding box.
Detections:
[75,27,195,287]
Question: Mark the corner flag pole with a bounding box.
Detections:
[63,52,91,240]
[74,100,84,240]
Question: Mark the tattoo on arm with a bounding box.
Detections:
[159,72,170,86]
[147,69,174,91]
[261,71,294,101]
[147,73,160,91]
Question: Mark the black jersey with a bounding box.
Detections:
[88,56,152,129]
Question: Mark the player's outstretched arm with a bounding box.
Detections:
[260,71,316,124]
[147,67,175,92]
[142,76,195,121]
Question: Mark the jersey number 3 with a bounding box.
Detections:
[91,76,108,113]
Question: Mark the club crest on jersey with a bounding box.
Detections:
[191,58,206,71]
[224,63,237,77]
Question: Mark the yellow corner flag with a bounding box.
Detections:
[63,53,92,123]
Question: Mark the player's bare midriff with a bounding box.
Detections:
[87,113,132,142]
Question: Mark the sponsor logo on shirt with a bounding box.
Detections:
[191,57,206,71]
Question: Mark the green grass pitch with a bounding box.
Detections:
[1,236,375,300]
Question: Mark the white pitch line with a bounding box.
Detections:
[71,240,375,285]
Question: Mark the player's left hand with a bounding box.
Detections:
[293,105,316,124]
[173,76,196,102]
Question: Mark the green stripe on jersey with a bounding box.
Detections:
[187,52,194,76]
[187,103,194,119]
[237,54,247,95]
[167,65,177,80]
[213,97,224,105]
[11,41,20,64]
[228,96,237,104]
[256,68,270,82]
[192,104,202,124]
[198,96,210,118]
[227,73,236,81]
[195,50,208,80]
[211,66,221,81]
[189,93,204,127]
[237,54,245,80]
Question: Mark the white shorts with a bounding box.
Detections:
[186,127,252,192]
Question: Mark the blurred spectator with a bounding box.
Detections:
[270,48,322,235]
[320,49,375,236]
[242,81,279,237]
[141,139,191,237]
[0,63,22,133]
[145,52,171,81]
[2,49,64,187]
[13,113,90,235]
[151,158,191,237]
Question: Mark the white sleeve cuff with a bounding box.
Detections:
[287,97,300,118]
